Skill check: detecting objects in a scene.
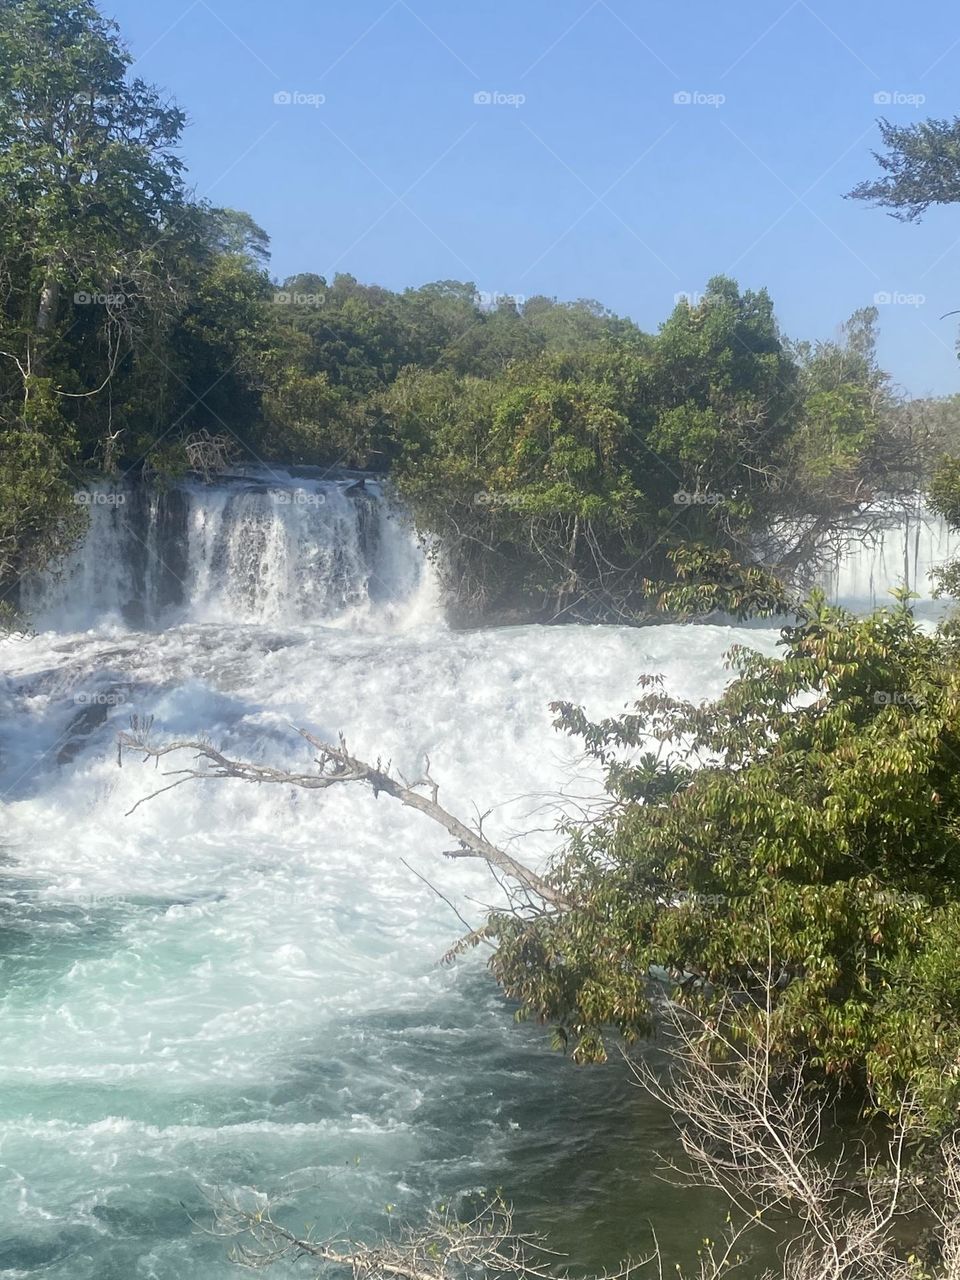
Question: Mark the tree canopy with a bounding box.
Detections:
[489,590,960,1127]
[0,0,949,628]
[848,116,960,220]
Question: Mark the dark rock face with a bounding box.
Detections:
[120,485,191,622]
[56,699,112,764]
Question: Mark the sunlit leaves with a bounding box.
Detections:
[491,598,960,1128]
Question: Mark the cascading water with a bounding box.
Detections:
[20,472,438,631]
[0,479,955,1278]
[814,500,959,609]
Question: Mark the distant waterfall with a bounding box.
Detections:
[20,471,440,631]
[21,478,960,632]
[813,501,959,609]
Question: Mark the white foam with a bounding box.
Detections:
[2,479,954,1277]
[21,475,441,632]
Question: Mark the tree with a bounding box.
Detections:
[0,0,187,362]
[848,117,960,220]
[384,279,898,624]
[0,402,83,602]
[491,592,960,1127]
[384,355,650,623]
[205,207,271,269]
[889,395,960,485]
[0,0,189,593]
[630,985,960,1280]
[926,452,960,599]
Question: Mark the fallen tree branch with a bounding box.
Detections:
[201,1192,647,1280]
[117,719,572,911]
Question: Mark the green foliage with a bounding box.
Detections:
[490,595,960,1126]
[0,0,188,600]
[0,0,915,627]
[927,454,960,599]
[929,454,960,529]
[849,116,960,221]
[386,281,891,622]
[647,545,798,620]
[0,389,83,596]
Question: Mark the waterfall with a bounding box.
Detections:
[20,471,439,631]
[22,482,960,634]
[814,501,959,609]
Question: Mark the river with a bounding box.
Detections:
[0,473,954,1278]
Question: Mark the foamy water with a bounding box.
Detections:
[0,478,952,1277]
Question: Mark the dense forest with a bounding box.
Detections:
[5,0,960,625]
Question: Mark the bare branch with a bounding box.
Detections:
[628,969,926,1280]
[201,1192,649,1280]
[117,722,571,910]
[398,856,496,952]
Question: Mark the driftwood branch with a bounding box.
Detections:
[117,719,571,911]
[201,1192,647,1280]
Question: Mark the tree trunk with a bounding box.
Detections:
[35,249,65,375]
[554,514,580,619]
[36,271,60,335]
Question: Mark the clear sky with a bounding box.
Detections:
[106,0,960,395]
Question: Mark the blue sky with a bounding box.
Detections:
[108,0,960,395]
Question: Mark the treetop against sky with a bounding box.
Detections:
[104,0,960,396]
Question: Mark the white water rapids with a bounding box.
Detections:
[0,476,956,1277]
